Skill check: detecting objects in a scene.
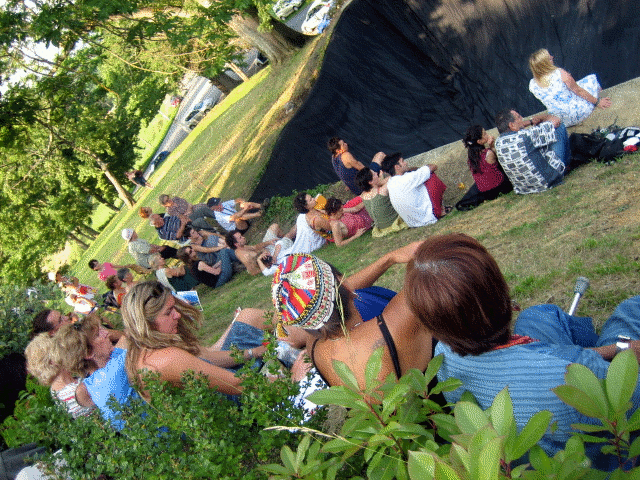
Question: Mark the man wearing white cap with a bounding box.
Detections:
[122,228,177,269]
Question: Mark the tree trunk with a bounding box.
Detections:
[77,224,100,240]
[74,228,94,242]
[225,62,250,82]
[227,15,296,65]
[80,223,100,237]
[69,232,89,249]
[94,161,135,209]
[82,186,119,212]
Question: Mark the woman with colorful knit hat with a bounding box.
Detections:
[271,243,434,390]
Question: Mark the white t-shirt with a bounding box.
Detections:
[387,166,436,227]
[213,200,238,231]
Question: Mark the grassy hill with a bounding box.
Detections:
[69,24,640,344]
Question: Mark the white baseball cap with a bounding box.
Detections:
[121,228,134,241]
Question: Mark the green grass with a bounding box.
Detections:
[66,28,640,345]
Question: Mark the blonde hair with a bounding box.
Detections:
[122,281,202,387]
[25,333,59,386]
[529,49,557,86]
[52,314,101,378]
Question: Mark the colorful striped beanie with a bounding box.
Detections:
[272,254,336,333]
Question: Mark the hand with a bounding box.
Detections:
[212,261,222,275]
[427,163,438,173]
[354,227,368,238]
[598,97,612,109]
[388,241,423,264]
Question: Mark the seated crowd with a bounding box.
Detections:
[23,51,628,476]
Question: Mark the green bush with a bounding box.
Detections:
[262,349,640,479]
[0,281,65,359]
[7,347,640,478]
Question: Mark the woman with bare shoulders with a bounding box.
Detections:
[272,244,433,390]
[122,281,269,400]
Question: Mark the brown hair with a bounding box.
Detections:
[139,207,153,219]
[404,233,512,355]
[327,137,342,155]
[324,197,343,216]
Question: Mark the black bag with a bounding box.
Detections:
[569,133,607,167]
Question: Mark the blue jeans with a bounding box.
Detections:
[514,296,640,347]
[549,123,571,169]
[215,248,235,288]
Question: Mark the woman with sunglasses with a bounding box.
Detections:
[122,281,269,399]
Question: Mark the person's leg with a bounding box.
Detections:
[455,183,483,211]
[190,217,218,232]
[285,223,297,240]
[193,205,216,218]
[215,248,235,288]
[262,224,281,243]
[597,296,640,346]
[550,123,571,168]
[514,304,599,347]
[424,173,447,218]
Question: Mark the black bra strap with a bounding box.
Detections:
[376,314,402,379]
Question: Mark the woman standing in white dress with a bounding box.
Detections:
[528,49,611,127]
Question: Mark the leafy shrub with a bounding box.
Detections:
[7,347,640,478]
[0,281,65,358]
[5,344,316,479]
[263,349,640,479]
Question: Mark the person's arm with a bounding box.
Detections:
[560,69,611,109]
[531,114,561,128]
[145,347,243,395]
[75,382,96,408]
[343,201,365,214]
[341,151,366,170]
[191,243,225,254]
[237,199,262,210]
[175,215,190,240]
[198,345,267,368]
[342,241,423,291]
[484,149,498,165]
[199,261,222,275]
[399,165,434,190]
[330,220,366,247]
[165,265,186,277]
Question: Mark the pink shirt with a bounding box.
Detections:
[99,262,117,282]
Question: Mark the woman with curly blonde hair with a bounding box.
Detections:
[25,315,108,418]
[122,281,269,400]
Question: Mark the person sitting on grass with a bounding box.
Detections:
[122,282,270,400]
[224,223,296,275]
[149,254,199,293]
[355,164,408,237]
[106,275,127,307]
[89,259,149,282]
[455,125,513,211]
[272,245,434,390]
[381,153,448,227]
[208,197,264,234]
[188,228,228,266]
[177,245,235,289]
[117,268,138,293]
[324,197,372,247]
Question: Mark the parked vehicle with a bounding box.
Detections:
[184,98,215,129]
[272,0,305,20]
[149,150,170,173]
[301,0,333,35]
